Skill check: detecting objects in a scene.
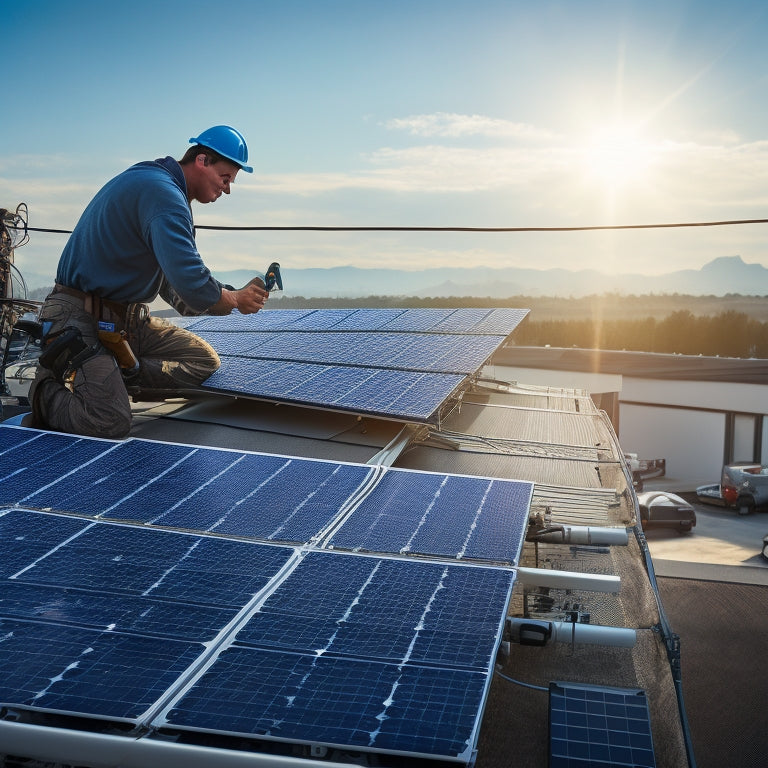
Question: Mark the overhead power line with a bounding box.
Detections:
[24,217,768,236]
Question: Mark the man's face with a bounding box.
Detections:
[195,156,241,204]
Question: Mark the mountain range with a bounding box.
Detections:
[22,255,768,300]
[214,255,768,299]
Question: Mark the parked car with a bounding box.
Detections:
[636,490,696,534]
[762,532,768,562]
[624,453,666,492]
[697,462,768,516]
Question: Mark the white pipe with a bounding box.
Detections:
[516,567,621,594]
[533,525,628,546]
[507,618,636,648]
[0,720,354,768]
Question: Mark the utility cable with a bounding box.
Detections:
[23,216,768,236]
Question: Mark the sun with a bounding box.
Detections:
[581,122,655,190]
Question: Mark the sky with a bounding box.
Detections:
[3,0,768,291]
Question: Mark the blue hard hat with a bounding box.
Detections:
[189,125,253,173]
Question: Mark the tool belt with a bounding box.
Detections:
[53,283,134,322]
[52,283,145,374]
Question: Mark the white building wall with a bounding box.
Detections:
[619,404,725,487]
[620,377,767,414]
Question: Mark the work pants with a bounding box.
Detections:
[29,291,220,439]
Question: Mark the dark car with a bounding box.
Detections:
[636,491,696,534]
[762,532,768,562]
[719,463,768,515]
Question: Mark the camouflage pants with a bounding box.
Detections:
[29,291,220,439]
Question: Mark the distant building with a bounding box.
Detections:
[492,346,768,489]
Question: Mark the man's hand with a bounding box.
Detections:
[210,277,269,315]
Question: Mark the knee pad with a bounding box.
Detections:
[39,327,98,381]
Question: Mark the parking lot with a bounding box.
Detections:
[642,492,768,584]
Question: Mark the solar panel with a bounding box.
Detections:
[233,552,513,668]
[202,357,466,422]
[328,468,533,564]
[187,307,529,335]
[0,581,238,641]
[0,508,515,760]
[0,617,203,720]
[0,508,296,723]
[159,551,515,760]
[163,646,488,757]
[549,682,656,768]
[0,427,529,761]
[183,308,528,422]
[194,331,504,374]
[0,428,375,543]
[0,426,532,563]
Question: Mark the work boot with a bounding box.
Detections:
[38,327,98,382]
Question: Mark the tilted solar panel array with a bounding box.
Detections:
[0,424,532,762]
[186,307,529,422]
[0,427,531,561]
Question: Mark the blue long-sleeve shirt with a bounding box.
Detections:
[56,156,222,312]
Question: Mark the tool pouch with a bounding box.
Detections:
[97,327,139,375]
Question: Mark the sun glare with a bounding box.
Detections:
[581,123,654,190]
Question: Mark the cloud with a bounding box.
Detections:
[383,112,555,141]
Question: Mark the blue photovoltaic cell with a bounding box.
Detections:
[234,552,514,668]
[194,331,503,375]
[0,428,116,506]
[161,552,515,759]
[17,439,198,515]
[186,309,316,332]
[328,469,532,564]
[165,647,487,757]
[0,618,203,720]
[0,508,297,722]
[8,511,294,606]
[322,308,409,330]
[0,581,236,642]
[186,308,527,420]
[187,308,528,335]
[203,357,465,422]
[0,507,90,578]
[549,682,656,768]
[0,428,373,544]
[154,455,373,541]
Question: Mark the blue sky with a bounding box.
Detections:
[3,0,768,290]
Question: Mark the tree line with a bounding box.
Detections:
[512,310,768,358]
[269,295,768,359]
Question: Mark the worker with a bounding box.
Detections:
[27,125,268,438]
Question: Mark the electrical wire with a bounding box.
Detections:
[494,669,549,692]
[24,216,768,236]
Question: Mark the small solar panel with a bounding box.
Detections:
[549,682,656,768]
